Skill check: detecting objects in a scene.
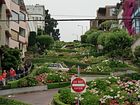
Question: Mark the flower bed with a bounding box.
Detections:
[55,75,140,105]
[84,59,128,73]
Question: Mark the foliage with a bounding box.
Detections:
[36,35,54,52]
[47,82,70,89]
[97,30,133,60]
[100,20,117,31]
[120,73,140,81]
[46,72,69,83]
[8,80,19,89]
[35,66,51,75]
[53,94,70,105]
[81,91,100,105]
[28,31,37,47]
[103,30,133,52]
[59,88,75,104]
[84,59,128,73]
[81,35,87,43]
[18,78,28,87]
[53,41,66,49]
[63,60,89,68]
[44,10,60,40]
[1,46,21,70]
[134,46,140,60]
[86,31,101,46]
[0,96,31,105]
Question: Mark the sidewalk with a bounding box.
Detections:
[0,85,48,96]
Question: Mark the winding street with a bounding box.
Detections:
[6,75,107,105]
[8,88,59,105]
[6,71,136,105]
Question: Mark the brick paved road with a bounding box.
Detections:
[8,88,59,105]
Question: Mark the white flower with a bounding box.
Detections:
[120,96,124,99]
[110,89,114,92]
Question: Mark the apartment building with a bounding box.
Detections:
[26,4,45,31]
[0,0,30,58]
[131,0,140,34]
[90,5,117,28]
[0,0,11,47]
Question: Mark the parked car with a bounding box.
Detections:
[47,63,69,71]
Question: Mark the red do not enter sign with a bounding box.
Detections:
[71,77,86,93]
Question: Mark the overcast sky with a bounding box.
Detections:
[24,0,120,42]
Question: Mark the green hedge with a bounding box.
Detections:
[80,72,110,75]
[63,60,89,68]
[120,73,140,81]
[53,94,70,105]
[47,82,70,89]
[0,97,31,105]
[54,48,77,53]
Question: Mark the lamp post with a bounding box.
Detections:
[77,25,84,35]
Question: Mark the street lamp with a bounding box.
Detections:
[77,25,84,35]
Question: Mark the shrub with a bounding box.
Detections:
[47,82,70,89]
[81,91,100,105]
[8,80,19,89]
[120,73,140,81]
[53,94,70,105]
[59,88,75,104]
[63,60,89,68]
[47,72,69,83]
[26,76,38,86]
[18,78,28,87]
[35,66,51,75]
[0,96,30,105]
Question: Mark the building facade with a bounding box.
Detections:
[90,5,117,28]
[0,0,29,58]
[26,4,45,31]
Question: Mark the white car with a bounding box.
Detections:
[47,63,69,71]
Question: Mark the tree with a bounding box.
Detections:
[134,46,140,60]
[86,31,101,48]
[36,35,54,53]
[28,31,36,47]
[100,20,117,31]
[44,10,60,40]
[1,46,21,70]
[81,35,87,43]
[97,30,133,60]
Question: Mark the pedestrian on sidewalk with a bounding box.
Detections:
[2,70,7,86]
[10,68,16,80]
[0,75,3,85]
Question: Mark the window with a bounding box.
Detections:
[11,11,19,23]
[110,8,115,16]
[12,0,19,4]
[19,12,26,21]
[11,29,18,41]
[19,27,25,37]
[19,43,23,50]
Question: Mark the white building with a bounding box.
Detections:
[28,15,38,33]
[26,4,45,31]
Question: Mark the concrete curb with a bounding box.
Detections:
[0,85,48,96]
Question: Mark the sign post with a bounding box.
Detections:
[71,77,86,105]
